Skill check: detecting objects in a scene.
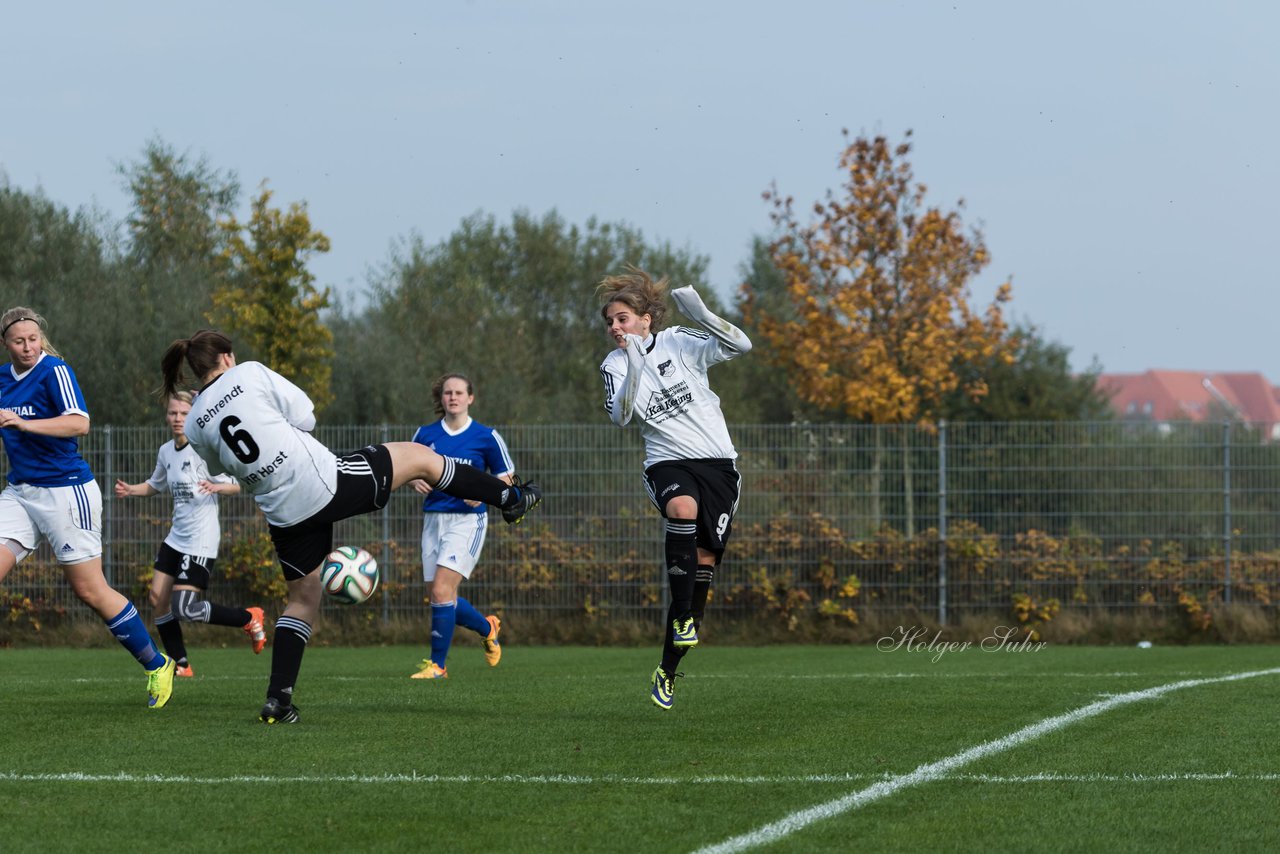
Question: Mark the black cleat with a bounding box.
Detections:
[259,697,300,724]
[502,478,543,525]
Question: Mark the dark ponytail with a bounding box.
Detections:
[161,330,234,398]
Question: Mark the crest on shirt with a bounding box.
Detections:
[658,359,674,377]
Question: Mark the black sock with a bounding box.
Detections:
[155,612,187,663]
[661,601,685,673]
[665,520,698,616]
[268,616,312,706]
[663,565,715,673]
[691,565,715,627]
[205,603,251,628]
[434,457,515,508]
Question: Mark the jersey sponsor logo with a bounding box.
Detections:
[644,381,693,421]
[658,359,674,377]
[1,405,36,417]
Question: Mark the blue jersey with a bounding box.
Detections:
[0,353,95,486]
[411,417,514,514]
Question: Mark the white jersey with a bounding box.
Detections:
[184,361,337,528]
[145,440,235,558]
[599,326,738,468]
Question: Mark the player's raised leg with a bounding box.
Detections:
[383,442,542,524]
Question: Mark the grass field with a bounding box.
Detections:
[2,639,1278,852]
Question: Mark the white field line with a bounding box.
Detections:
[1,771,1277,786]
[692,666,1280,854]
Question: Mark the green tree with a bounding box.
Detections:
[213,184,333,410]
[333,210,708,425]
[942,324,1113,422]
[0,182,155,422]
[117,137,239,272]
[114,139,242,420]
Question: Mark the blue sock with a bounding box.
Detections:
[105,603,165,670]
[430,601,457,667]
[455,597,490,635]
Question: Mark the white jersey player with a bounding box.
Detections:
[115,391,264,678]
[161,329,542,725]
[597,270,751,710]
[183,359,339,528]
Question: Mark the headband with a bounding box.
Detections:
[1,316,39,338]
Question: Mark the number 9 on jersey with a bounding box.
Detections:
[321,546,380,605]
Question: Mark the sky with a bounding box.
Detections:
[3,1,1277,377]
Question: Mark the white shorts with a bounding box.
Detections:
[0,480,103,564]
[420,512,488,581]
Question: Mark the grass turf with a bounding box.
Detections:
[1,642,1277,852]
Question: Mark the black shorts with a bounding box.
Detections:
[269,445,394,581]
[644,458,741,563]
[154,542,215,589]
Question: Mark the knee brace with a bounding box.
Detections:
[173,589,212,623]
[2,538,31,563]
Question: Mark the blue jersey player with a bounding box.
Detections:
[408,374,513,680]
[0,307,175,709]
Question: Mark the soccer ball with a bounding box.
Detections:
[321,546,379,605]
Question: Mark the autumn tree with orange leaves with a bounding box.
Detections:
[742,130,1015,530]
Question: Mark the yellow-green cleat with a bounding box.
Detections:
[146,654,176,709]
[672,616,699,649]
[650,665,681,710]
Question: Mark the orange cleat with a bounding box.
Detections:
[410,660,448,680]
[243,606,267,654]
[482,615,502,667]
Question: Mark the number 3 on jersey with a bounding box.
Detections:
[219,416,261,464]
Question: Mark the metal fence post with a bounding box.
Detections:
[103,425,113,587]
[381,422,392,625]
[1223,420,1232,605]
[938,419,948,626]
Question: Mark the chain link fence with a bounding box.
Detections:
[6,421,1280,627]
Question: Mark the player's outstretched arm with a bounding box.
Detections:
[671,285,752,356]
[607,333,646,427]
